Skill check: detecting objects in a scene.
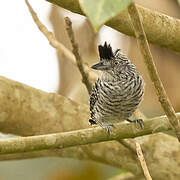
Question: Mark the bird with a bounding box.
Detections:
[89,42,145,134]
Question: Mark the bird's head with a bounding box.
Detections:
[91,42,130,77]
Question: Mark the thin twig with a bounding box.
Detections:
[127,2,180,142]
[117,139,136,155]
[136,142,152,180]
[117,109,148,156]
[64,17,92,94]
[25,0,97,82]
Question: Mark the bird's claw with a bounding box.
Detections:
[126,119,144,129]
[101,123,114,135]
[135,119,144,129]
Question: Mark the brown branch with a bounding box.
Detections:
[64,17,92,94]
[127,2,180,142]
[136,142,152,180]
[25,0,97,82]
[0,115,173,155]
[46,0,180,53]
[117,109,147,157]
[0,75,173,139]
[117,139,136,155]
[0,73,172,157]
[1,76,180,178]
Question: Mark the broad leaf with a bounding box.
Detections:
[79,0,132,32]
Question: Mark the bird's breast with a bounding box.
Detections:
[97,76,144,119]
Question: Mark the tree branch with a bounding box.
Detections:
[0,74,173,142]
[127,2,180,142]
[136,142,152,180]
[1,76,180,179]
[64,16,92,94]
[0,113,173,155]
[25,0,97,82]
[46,0,180,53]
[0,76,174,157]
[117,139,136,155]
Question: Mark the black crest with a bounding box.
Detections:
[98,42,114,60]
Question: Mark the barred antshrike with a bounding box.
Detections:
[89,42,145,134]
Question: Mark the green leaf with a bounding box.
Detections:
[178,0,180,6]
[79,0,132,32]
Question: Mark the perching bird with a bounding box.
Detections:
[89,42,145,134]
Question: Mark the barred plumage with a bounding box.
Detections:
[89,42,145,134]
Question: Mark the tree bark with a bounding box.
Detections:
[0,76,180,179]
[46,0,180,53]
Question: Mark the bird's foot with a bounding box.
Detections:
[89,119,97,126]
[89,119,114,134]
[126,119,144,129]
[100,123,114,135]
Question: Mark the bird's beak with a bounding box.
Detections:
[91,62,109,71]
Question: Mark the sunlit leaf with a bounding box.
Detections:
[79,0,132,32]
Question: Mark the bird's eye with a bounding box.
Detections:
[114,61,119,65]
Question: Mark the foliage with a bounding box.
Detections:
[79,0,132,31]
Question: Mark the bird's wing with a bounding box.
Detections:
[89,79,100,116]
